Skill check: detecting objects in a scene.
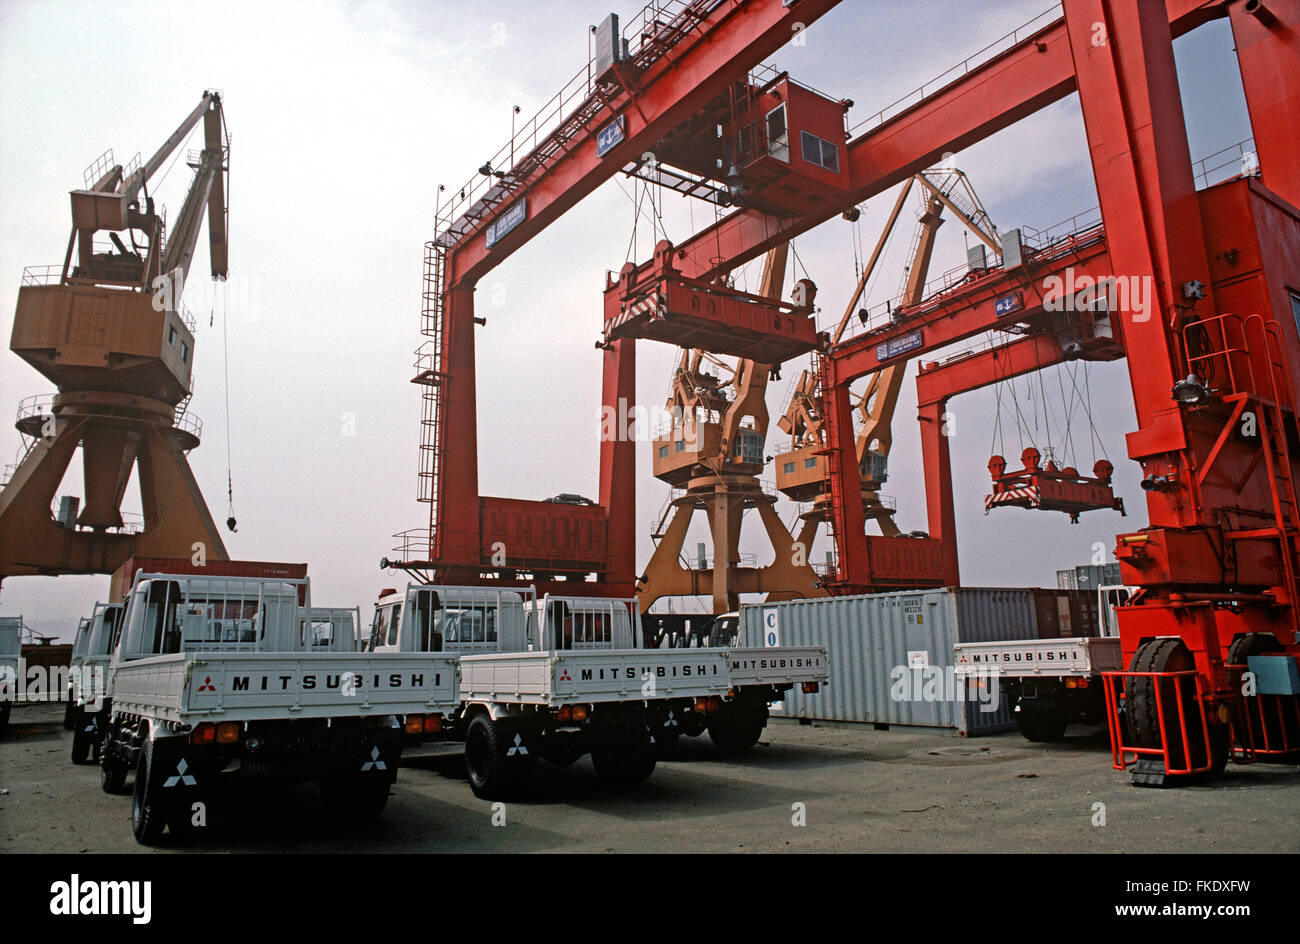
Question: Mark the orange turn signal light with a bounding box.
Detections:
[571,704,588,722]
[801,681,820,694]
[404,715,425,735]
[216,722,241,744]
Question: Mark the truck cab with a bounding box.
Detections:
[67,601,125,763]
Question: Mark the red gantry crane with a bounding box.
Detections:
[401,0,1300,785]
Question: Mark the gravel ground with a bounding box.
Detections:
[2,701,1297,853]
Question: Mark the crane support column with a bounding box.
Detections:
[1229,0,1300,208]
[598,337,637,592]
[435,284,482,570]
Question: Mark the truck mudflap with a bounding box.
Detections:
[725,647,829,687]
[147,720,403,795]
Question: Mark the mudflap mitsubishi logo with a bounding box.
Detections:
[163,758,197,788]
[665,710,678,728]
[360,746,387,772]
[507,734,529,757]
[197,676,216,692]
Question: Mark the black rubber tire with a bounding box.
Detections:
[1015,700,1069,743]
[707,709,766,755]
[70,715,93,765]
[100,744,128,794]
[0,701,10,737]
[1127,638,1227,782]
[320,775,390,822]
[1229,633,1300,760]
[63,695,76,731]
[464,714,534,800]
[591,747,657,787]
[131,739,168,845]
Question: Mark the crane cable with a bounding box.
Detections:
[221,277,236,533]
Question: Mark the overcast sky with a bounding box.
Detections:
[0,1,1255,639]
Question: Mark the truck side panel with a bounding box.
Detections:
[114,653,459,723]
[726,647,829,686]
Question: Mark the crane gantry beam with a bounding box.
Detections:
[413,0,840,589]
[613,0,1232,287]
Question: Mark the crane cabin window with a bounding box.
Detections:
[766,104,789,162]
[800,131,839,173]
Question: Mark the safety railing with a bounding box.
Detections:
[1100,668,1219,776]
[432,0,732,250]
[1224,661,1300,759]
[21,265,64,286]
[1192,137,1257,191]
[847,3,1064,139]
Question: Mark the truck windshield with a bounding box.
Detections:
[442,607,497,647]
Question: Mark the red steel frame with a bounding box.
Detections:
[609,0,1300,776]
[415,0,840,593]
[412,0,1300,777]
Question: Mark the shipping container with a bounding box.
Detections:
[110,557,309,602]
[1031,588,1102,639]
[1056,563,1120,591]
[740,588,1038,736]
[478,497,607,572]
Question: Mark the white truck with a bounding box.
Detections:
[99,572,459,844]
[370,585,828,799]
[66,601,125,763]
[0,615,20,735]
[953,585,1132,742]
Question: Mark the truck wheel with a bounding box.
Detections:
[131,739,168,845]
[63,696,76,731]
[1228,633,1300,760]
[1015,692,1069,742]
[321,775,390,822]
[591,747,656,787]
[464,714,534,800]
[71,717,94,765]
[707,710,765,755]
[1127,638,1226,783]
[100,744,128,794]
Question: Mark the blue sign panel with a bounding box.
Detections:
[485,198,527,249]
[875,328,923,362]
[596,115,625,159]
[994,293,1022,316]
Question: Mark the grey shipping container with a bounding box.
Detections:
[1056,563,1121,590]
[740,588,1038,736]
[1032,588,1102,638]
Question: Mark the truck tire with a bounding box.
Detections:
[1013,696,1066,748]
[131,738,169,845]
[1127,638,1227,783]
[71,716,94,765]
[591,747,656,787]
[707,708,766,754]
[64,696,76,731]
[100,741,128,794]
[464,714,534,800]
[1228,633,1300,761]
